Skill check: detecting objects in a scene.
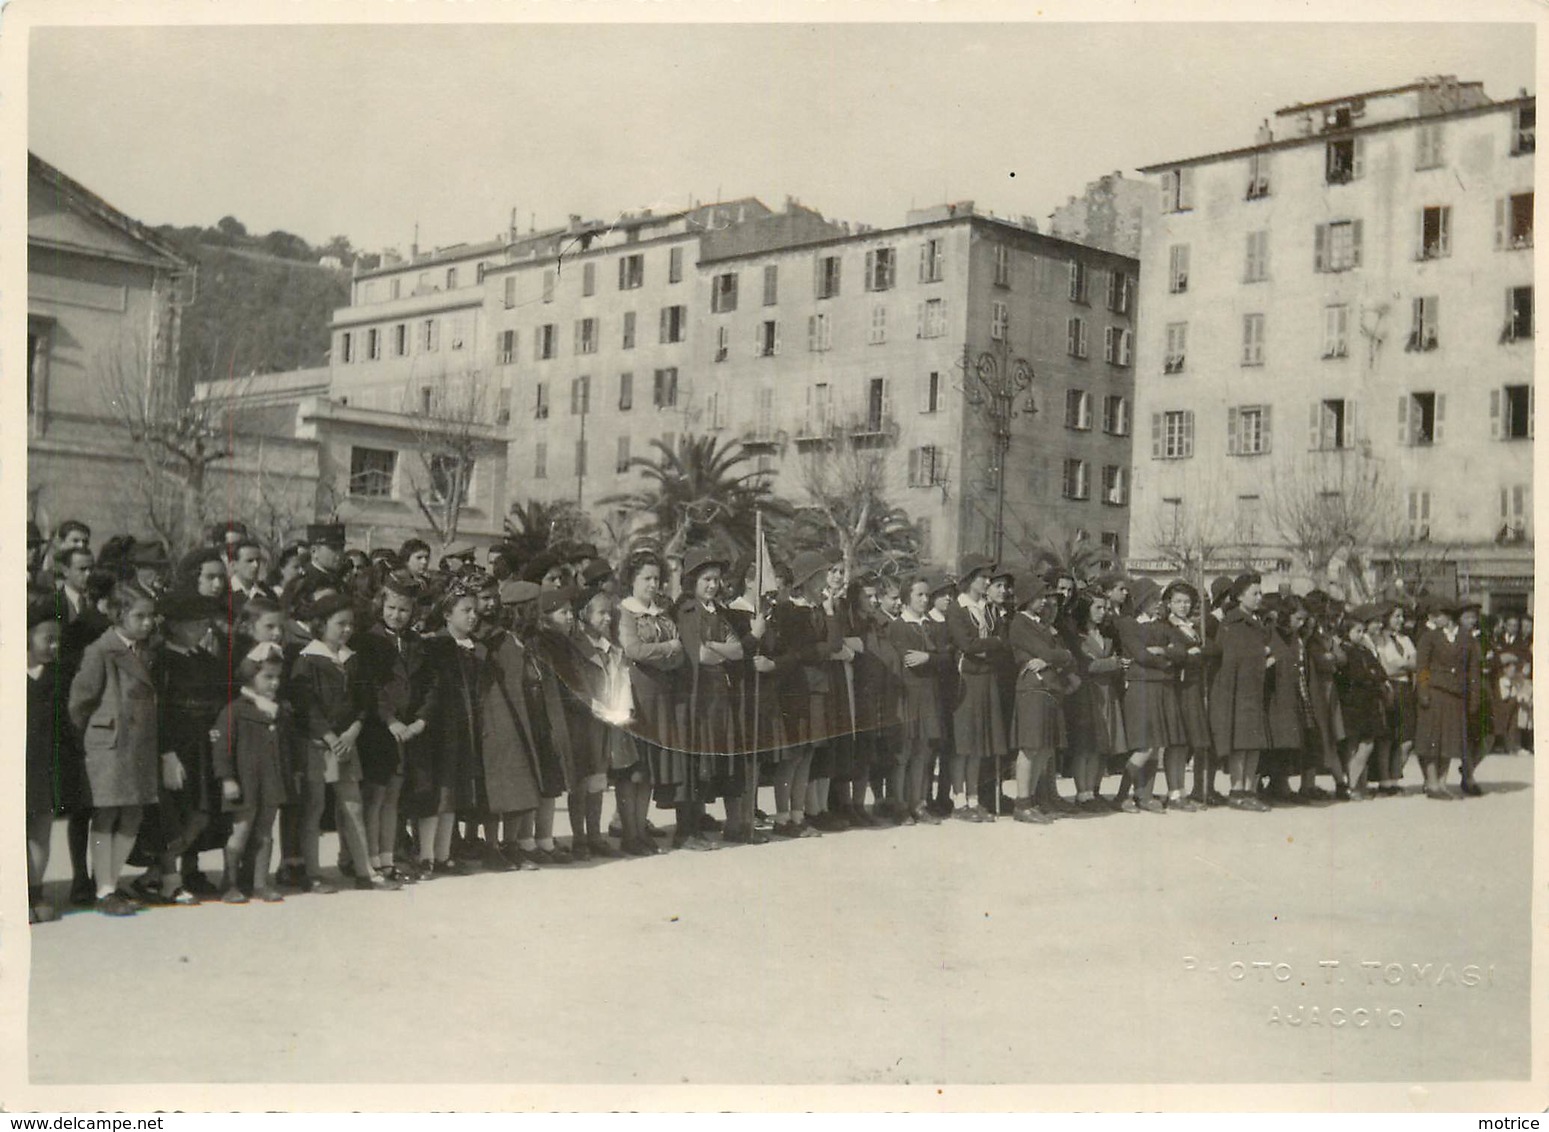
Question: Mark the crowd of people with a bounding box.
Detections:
[25,516,1534,924]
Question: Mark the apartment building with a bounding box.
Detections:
[1130,77,1534,612]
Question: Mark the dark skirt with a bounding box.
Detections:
[1123,678,1185,750]
[1014,683,1066,752]
[954,671,1009,758]
[1414,688,1468,760]
[401,735,452,818]
[1389,680,1418,743]
[1338,692,1391,744]
[358,721,403,787]
[1178,679,1211,750]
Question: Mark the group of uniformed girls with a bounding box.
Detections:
[25,527,1524,925]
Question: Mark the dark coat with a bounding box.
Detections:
[1208,607,1271,754]
[885,614,945,744]
[477,629,550,810]
[67,630,159,807]
[28,664,80,815]
[1008,611,1073,752]
[358,623,439,787]
[211,694,298,812]
[1065,625,1128,757]
[618,598,686,752]
[1336,639,1391,742]
[1263,627,1309,752]
[768,599,841,747]
[723,597,788,756]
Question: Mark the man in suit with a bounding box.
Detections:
[282,525,344,614]
[225,538,272,607]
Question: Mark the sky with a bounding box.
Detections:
[28,17,1537,255]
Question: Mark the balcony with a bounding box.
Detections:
[1245,178,1271,201]
[1163,355,1185,374]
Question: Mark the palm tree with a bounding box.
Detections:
[600,434,785,562]
[504,497,592,564]
[1027,527,1119,584]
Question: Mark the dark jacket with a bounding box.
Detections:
[1209,607,1271,753]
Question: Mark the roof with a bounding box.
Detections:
[1136,94,1534,174]
[1273,77,1484,117]
[28,151,190,271]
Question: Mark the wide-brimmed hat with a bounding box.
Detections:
[1229,572,1263,602]
[538,586,578,616]
[157,591,218,623]
[1011,571,1047,609]
[1161,579,1200,609]
[923,569,956,598]
[1129,577,1162,612]
[499,578,543,606]
[789,550,830,590]
[957,554,997,585]
[1208,574,1234,608]
[681,546,729,581]
[128,540,171,568]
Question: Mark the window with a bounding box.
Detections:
[582,262,596,297]
[445,267,458,291]
[1062,459,1090,500]
[808,312,833,352]
[1512,104,1536,155]
[1103,327,1132,366]
[1246,152,1271,199]
[1497,193,1534,250]
[1415,122,1445,169]
[1065,389,1093,431]
[575,317,598,355]
[762,264,778,306]
[1068,260,1089,303]
[418,386,433,415]
[815,254,841,299]
[1159,167,1195,213]
[1241,314,1265,366]
[1491,384,1534,440]
[542,269,555,303]
[495,387,511,425]
[653,367,679,409]
[1323,305,1349,359]
[1315,219,1363,272]
[428,454,472,506]
[1325,136,1364,184]
[1505,286,1534,341]
[867,247,897,291]
[1227,405,1272,455]
[415,273,429,295]
[1168,244,1189,293]
[988,244,1010,288]
[712,272,739,313]
[570,375,590,416]
[448,316,465,352]
[503,276,516,309]
[1417,205,1452,259]
[869,304,887,345]
[534,442,547,479]
[418,318,438,353]
[1101,531,1121,556]
[909,445,944,488]
[622,311,636,350]
[367,327,381,360]
[920,238,944,283]
[1310,398,1358,450]
[389,279,400,300]
[1101,465,1128,506]
[1152,410,1195,460]
[920,370,943,414]
[619,372,633,411]
[755,387,775,439]
[1164,322,1187,373]
[1107,271,1132,314]
[348,447,396,498]
[991,301,1009,341]
[536,323,557,360]
[1235,495,1262,543]
[803,383,831,437]
[660,305,686,343]
[1408,297,1439,352]
[392,323,407,357]
[1398,391,1444,446]
[1065,316,1088,359]
[340,331,353,363]
[1407,489,1431,540]
[668,247,684,284]
[616,436,631,474]
[710,324,729,363]
[1499,485,1530,540]
[619,254,644,290]
[1102,395,1130,436]
[574,439,587,478]
[918,299,946,339]
[1244,230,1270,282]
[757,320,779,357]
[862,377,888,433]
[534,382,550,419]
[497,329,517,365]
[705,385,727,430]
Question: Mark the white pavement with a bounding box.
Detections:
[26,756,1533,1086]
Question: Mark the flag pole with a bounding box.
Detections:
[750,509,763,828]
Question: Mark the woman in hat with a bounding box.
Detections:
[1414,600,1481,799]
[1063,588,1128,811]
[766,550,842,837]
[1159,580,1208,812]
[1334,605,1392,800]
[1115,577,1185,813]
[1373,602,1419,793]
[884,573,946,824]
[617,551,686,846]
[721,557,781,842]
[808,557,856,832]
[1208,573,1273,811]
[925,572,960,815]
[1259,595,1313,803]
[944,554,1012,822]
[1007,575,1075,823]
[676,547,746,849]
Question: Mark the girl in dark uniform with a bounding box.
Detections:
[944,555,1011,822]
[213,644,296,903]
[415,584,483,874]
[617,553,688,845]
[1064,591,1128,811]
[722,561,780,844]
[26,608,68,923]
[1007,576,1075,824]
[1374,602,1419,793]
[885,575,945,825]
[1209,574,1273,811]
[677,549,745,849]
[1116,578,1184,813]
[1336,605,1392,800]
[768,552,842,837]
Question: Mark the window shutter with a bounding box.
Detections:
[659,307,669,343]
[1495,198,1507,249]
[1529,386,1535,438]
[1347,400,1361,447]
[908,447,920,487]
[1433,394,1446,444]
[1241,315,1253,361]
[1500,488,1509,523]
[1414,209,1426,260]
[1490,388,1503,439]
[1439,206,1451,254]
[1227,407,1240,455]
[1079,320,1088,357]
[1397,395,1410,444]
[1262,404,1273,453]
[865,250,876,289]
[1352,136,1366,178]
[1120,329,1132,366]
[1067,317,1078,355]
[808,315,817,351]
[1151,413,1162,459]
[1160,170,1177,211]
[1183,411,1195,456]
[1178,167,1195,209]
[1351,219,1363,267]
[882,378,893,422]
[1309,402,1323,450]
[1314,224,1328,272]
[915,303,925,339]
[774,321,781,355]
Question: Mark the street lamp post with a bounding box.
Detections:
[959,346,1035,563]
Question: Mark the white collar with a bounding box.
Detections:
[1136,613,1157,624]
[240,686,279,717]
[28,664,44,680]
[928,609,947,623]
[114,629,143,652]
[452,635,477,651]
[619,595,662,617]
[300,638,355,664]
[957,592,985,611]
[900,609,927,625]
[727,595,756,613]
[789,596,814,608]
